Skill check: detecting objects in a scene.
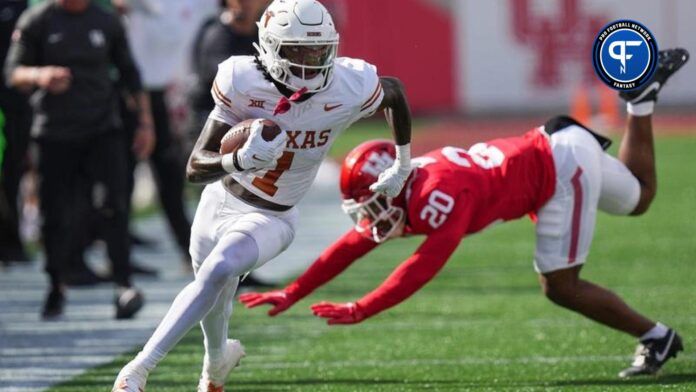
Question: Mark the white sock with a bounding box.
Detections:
[640,322,669,341]
[627,101,655,116]
[202,276,239,364]
[133,347,164,373]
[130,280,222,372]
[131,233,258,373]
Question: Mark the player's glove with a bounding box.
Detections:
[369,143,412,197]
[310,301,366,325]
[235,119,287,171]
[238,290,297,316]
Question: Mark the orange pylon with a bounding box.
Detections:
[570,85,592,125]
[598,83,620,128]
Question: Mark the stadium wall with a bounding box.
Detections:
[331,0,696,114]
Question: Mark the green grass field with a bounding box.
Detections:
[50,130,696,391]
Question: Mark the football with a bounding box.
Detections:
[219,118,283,154]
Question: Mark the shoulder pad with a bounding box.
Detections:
[215,56,269,99]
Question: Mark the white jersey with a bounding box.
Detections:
[209,56,385,206]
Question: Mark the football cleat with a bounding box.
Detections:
[112,363,148,392]
[197,339,246,392]
[115,287,144,320]
[619,48,689,104]
[618,328,683,378]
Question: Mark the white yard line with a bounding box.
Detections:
[0,227,190,392]
[236,354,696,370]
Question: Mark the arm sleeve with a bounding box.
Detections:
[285,229,379,300]
[356,195,473,318]
[4,9,41,84]
[110,16,143,93]
[208,61,245,126]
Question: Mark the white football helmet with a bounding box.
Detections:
[255,0,339,93]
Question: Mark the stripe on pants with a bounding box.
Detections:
[568,167,584,263]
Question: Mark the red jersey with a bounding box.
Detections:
[286,128,556,319]
[406,127,556,236]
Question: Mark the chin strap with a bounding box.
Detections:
[273,87,308,116]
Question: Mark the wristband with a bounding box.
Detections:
[232,151,245,171]
[627,101,655,116]
[221,153,239,173]
[395,143,411,172]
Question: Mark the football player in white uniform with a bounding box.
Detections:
[112,0,413,391]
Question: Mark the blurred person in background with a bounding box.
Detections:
[22,0,152,282]
[5,0,155,319]
[0,0,31,265]
[30,0,112,8]
[22,0,213,281]
[62,0,160,284]
[187,0,269,151]
[119,0,217,269]
[187,0,274,287]
[28,0,135,286]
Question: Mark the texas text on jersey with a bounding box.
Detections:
[209,55,385,207]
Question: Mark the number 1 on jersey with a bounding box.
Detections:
[251,151,295,197]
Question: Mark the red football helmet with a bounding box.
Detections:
[340,140,406,242]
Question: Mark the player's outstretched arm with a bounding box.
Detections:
[240,229,378,316]
[312,228,463,325]
[377,77,412,146]
[368,77,413,197]
[312,195,472,325]
[186,118,231,184]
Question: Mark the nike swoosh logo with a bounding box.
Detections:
[324,103,343,112]
[252,154,263,161]
[655,330,675,362]
[632,81,660,103]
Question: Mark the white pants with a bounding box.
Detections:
[190,181,299,272]
[534,126,641,273]
[131,181,299,371]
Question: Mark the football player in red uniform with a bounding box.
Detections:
[241,48,689,378]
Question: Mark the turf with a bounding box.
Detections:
[50,135,696,391]
[325,118,415,160]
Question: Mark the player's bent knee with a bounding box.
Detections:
[630,202,650,216]
[630,187,656,216]
[543,284,577,307]
[196,232,259,288]
[539,268,581,307]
